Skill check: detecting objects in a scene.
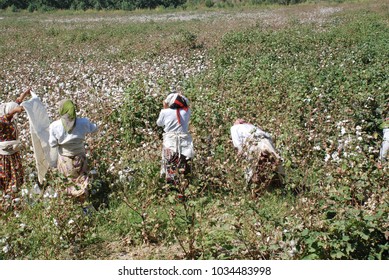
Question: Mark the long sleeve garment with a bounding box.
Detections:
[157,108,193,159]
[49,117,98,157]
[230,123,272,152]
[156,108,191,133]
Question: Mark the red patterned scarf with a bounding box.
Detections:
[169,95,189,124]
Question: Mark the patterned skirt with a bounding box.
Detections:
[57,153,89,199]
[0,152,24,211]
[246,152,279,183]
[161,147,191,185]
[244,148,284,189]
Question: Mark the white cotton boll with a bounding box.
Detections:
[68,219,74,225]
[341,127,346,135]
[324,154,331,162]
[119,175,126,182]
[21,189,29,197]
[2,245,9,254]
[12,198,21,204]
[53,219,58,227]
[11,185,17,193]
[108,164,115,172]
[288,247,297,257]
[32,184,41,195]
[331,152,340,162]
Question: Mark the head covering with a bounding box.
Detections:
[59,99,77,133]
[234,118,246,125]
[164,93,189,125]
[0,102,20,124]
[164,93,189,107]
[0,102,19,117]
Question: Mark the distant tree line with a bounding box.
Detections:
[0,0,308,11]
[0,0,187,11]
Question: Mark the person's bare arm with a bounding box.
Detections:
[7,106,24,120]
[16,88,31,104]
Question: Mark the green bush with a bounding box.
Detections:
[205,0,214,8]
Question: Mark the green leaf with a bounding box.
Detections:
[167,195,176,204]
[358,231,370,240]
[346,243,354,254]
[303,254,319,260]
[330,251,346,259]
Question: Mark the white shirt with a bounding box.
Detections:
[383,128,389,141]
[230,123,272,152]
[156,108,191,133]
[49,117,98,156]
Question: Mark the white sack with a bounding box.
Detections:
[22,93,58,183]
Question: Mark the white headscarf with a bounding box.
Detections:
[0,102,19,124]
[164,93,190,107]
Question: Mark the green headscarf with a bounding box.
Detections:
[59,99,76,133]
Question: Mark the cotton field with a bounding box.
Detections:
[0,1,388,261]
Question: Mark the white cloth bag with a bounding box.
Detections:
[22,93,58,183]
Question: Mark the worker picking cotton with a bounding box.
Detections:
[230,118,284,194]
[157,93,194,186]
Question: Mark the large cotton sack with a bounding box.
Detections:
[22,93,58,183]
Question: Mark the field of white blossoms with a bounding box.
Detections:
[0,0,388,259]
